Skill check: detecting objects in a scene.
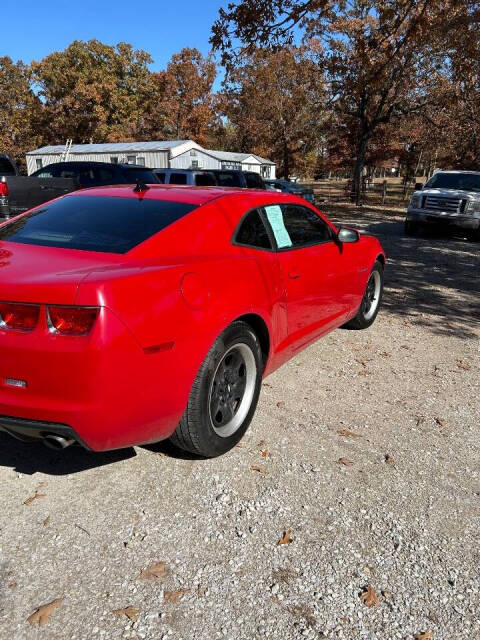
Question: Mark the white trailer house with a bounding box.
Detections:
[26,140,276,178]
[170,147,276,178]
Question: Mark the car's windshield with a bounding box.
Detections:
[425,173,480,193]
[0,195,197,253]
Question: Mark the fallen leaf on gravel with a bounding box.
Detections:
[277,530,293,545]
[414,632,434,640]
[359,586,379,607]
[164,589,190,603]
[457,360,470,370]
[257,440,267,448]
[261,449,271,458]
[338,457,354,466]
[276,401,285,408]
[112,606,140,622]
[155,451,167,457]
[27,598,63,626]
[435,417,446,427]
[251,465,266,473]
[24,491,46,506]
[43,516,50,526]
[337,429,361,439]
[385,454,394,464]
[139,561,168,581]
[8,582,17,589]
[358,369,367,376]
[381,589,392,599]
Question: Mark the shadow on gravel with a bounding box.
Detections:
[0,432,199,475]
[323,203,480,340]
[0,432,136,475]
[141,440,202,461]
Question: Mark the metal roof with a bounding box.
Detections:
[206,149,275,165]
[27,141,191,155]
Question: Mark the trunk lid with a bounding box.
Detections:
[0,241,123,304]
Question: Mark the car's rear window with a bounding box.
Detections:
[0,195,197,253]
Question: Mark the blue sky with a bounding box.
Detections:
[3,0,227,70]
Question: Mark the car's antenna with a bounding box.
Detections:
[134,180,150,193]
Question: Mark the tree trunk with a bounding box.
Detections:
[351,132,369,205]
[282,137,290,179]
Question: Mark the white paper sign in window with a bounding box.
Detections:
[264,205,292,248]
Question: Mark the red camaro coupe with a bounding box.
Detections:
[0,185,384,457]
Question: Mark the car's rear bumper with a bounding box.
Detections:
[0,307,189,451]
[0,415,90,448]
[406,208,480,230]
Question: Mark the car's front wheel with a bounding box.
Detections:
[170,321,263,457]
[344,260,384,330]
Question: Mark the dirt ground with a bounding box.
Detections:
[0,204,479,640]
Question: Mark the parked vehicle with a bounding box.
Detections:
[1,160,158,220]
[209,170,267,190]
[0,175,79,220]
[405,170,480,237]
[265,179,315,204]
[0,154,19,177]
[154,168,267,190]
[154,168,217,186]
[31,161,158,187]
[0,185,384,457]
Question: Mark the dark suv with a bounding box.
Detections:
[31,161,158,186]
[210,170,266,189]
[265,179,315,204]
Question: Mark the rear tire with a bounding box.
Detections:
[169,321,263,457]
[344,261,384,330]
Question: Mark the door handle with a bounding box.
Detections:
[288,269,302,279]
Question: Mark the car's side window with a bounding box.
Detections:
[169,173,188,185]
[235,208,273,250]
[36,165,60,178]
[263,203,332,250]
[245,173,264,189]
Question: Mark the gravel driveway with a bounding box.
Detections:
[1,204,479,640]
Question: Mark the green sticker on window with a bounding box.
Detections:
[264,205,292,248]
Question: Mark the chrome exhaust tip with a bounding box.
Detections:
[43,434,75,450]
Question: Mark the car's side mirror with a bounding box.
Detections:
[337,227,360,243]
[415,182,423,190]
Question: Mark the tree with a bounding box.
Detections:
[31,40,153,144]
[212,0,466,201]
[145,48,219,146]
[0,57,43,168]
[221,44,325,177]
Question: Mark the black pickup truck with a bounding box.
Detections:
[0,158,158,219]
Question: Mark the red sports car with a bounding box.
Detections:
[0,185,385,457]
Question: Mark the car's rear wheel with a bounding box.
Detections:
[344,261,384,330]
[169,321,263,457]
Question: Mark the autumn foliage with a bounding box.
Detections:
[1,1,479,179]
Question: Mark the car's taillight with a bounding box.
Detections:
[0,302,40,331]
[0,181,9,197]
[47,306,98,336]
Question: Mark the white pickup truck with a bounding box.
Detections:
[405,170,480,238]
